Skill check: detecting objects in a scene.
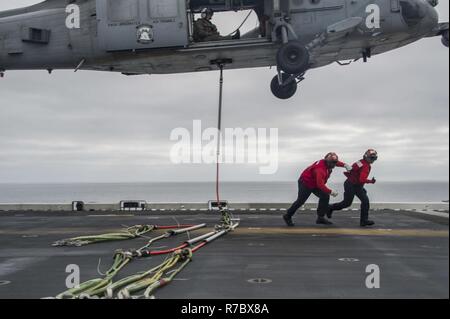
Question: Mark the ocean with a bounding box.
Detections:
[0,181,448,204]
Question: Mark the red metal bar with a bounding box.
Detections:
[192,242,207,253]
[147,243,189,256]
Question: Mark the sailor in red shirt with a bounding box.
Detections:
[329,149,378,227]
[283,153,352,226]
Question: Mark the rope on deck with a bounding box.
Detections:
[52,224,196,247]
[54,216,239,299]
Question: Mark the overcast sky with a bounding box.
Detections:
[0,0,448,183]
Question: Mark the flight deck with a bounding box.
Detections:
[0,207,448,299]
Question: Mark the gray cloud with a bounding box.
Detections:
[0,1,448,183]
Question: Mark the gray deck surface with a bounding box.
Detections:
[0,209,448,299]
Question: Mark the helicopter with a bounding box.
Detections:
[0,0,448,99]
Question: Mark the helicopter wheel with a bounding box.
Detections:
[277,41,310,75]
[270,74,298,100]
[442,29,449,48]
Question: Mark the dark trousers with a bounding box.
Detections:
[286,180,330,218]
[330,180,370,221]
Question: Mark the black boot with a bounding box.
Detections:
[360,220,375,227]
[316,217,333,225]
[326,208,333,219]
[283,214,295,227]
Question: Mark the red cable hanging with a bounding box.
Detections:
[216,64,225,210]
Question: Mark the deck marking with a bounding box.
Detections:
[87,214,134,217]
[247,278,272,284]
[338,258,360,262]
[232,228,449,237]
[0,228,448,238]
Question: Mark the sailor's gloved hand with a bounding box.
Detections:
[331,190,339,198]
[344,164,352,172]
[370,178,377,184]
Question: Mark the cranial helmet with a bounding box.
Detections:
[364,149,378,162]
[324,152,339,167]
[201,8,214,19]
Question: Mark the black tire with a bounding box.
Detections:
[277,41,310,75]
[442,30,449,48]
[270,74,297,100]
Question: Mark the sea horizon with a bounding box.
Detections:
[0,181,448,204]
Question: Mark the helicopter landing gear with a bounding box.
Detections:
[271,22,310,100]
[270,71,305,100]
[276,41,310,75]
[442,29,449,48]
[362,48,372,63]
